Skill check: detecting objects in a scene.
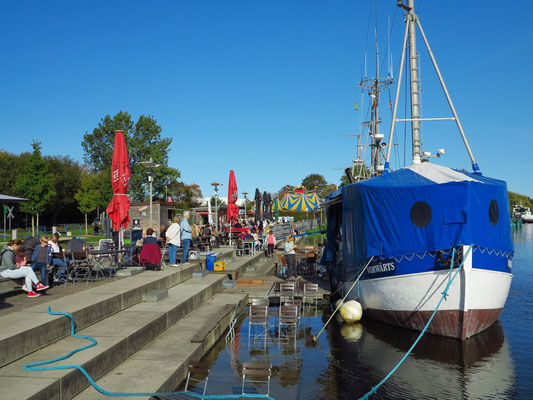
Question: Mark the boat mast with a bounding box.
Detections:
[407,0,422,164]
[384,0,481,174]
[359,18,393,176]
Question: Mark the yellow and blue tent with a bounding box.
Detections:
[279,190,320,212]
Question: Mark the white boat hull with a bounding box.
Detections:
[357,249,513,339]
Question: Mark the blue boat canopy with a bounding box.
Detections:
[327,163,513,267]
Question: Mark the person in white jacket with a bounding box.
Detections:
[165,216,181,266]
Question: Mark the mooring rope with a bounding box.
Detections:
[24,307,274,399]
[312,256,375,343]
[359,246,471,399]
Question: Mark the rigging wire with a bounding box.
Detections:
[360,1,374,80]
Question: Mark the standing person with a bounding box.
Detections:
[1,239,48,297]
[181,211,192,264]
[284,234,297,280]
[165,216,181,266]
[266,230,277,258]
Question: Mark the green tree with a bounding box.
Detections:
[82,111,180,203]
[275,185,294,200]
[74,172,100,234]
[301,174,328,191]
[15,141,56,235]
[170,181,203,210]
[43,155,83,224]
[0,150,31,197]
[209,196,227,207]
[340,164,370,186]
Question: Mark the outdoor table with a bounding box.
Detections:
[243,240,255,256]
[89,249,126,277]
[200,236,211,253]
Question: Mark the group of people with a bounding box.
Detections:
[0,237,56,298]
[164,211,193,266]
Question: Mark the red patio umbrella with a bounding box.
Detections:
[226,170,239,223]
[106,131,131,231]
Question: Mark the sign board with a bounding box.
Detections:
[270,224,293,241]
[140,211,147,216]
[132,219,141,229]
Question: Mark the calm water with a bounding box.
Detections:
[188,224,533,399]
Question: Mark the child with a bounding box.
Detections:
[31,236,52,286]
[266,230,277,258]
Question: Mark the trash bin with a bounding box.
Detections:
[206,253,216,271]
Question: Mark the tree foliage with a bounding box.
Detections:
[75,172,100,215]
[15,141,56,217]
[82,111,180,202]
[170,181,203,210]
[301,173,328,191]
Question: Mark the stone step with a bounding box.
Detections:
[0,274,226,400]
[73,292,248,400]
[0,264,200,368]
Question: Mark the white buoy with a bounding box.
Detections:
[340,322,363,342]
[340,300,363,323]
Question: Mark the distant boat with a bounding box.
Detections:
[324,0,514,340]
[522,210,533,223]
[512,204,533,223]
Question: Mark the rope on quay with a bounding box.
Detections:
[359,246,472,400]
[312,256,374,343]
[24,307,274,400]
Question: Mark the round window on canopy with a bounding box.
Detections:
[410,201,432,228]
[489,199,499,226]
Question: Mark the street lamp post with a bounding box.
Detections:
[242,191,248,222]
[211,181,221,232]
[140,158,160,229]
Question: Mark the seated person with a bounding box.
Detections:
[1,239,48,297]
[251,232,262,250]
[143,228,158,245]
[159,225,168,245]
[48,234,69,280]
[31,236,52,286]
[21,236,39,262]
[140,229,162,270]
[202,224,212,237]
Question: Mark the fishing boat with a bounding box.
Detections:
[324,0,514,340]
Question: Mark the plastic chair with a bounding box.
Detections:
[278,304,299,340]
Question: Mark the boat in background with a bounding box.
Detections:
[324,0,514,340]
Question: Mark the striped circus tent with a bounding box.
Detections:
[279,189,320,211]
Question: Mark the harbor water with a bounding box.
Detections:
[185,224,533,399]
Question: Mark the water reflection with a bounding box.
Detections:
[326,318,516,399]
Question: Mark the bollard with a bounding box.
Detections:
[11,230,17,240]
[52,226,57,235]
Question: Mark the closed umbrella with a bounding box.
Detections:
[254,189,261,222]
[265,193,273,220]
[105,131,131,248]
[226,170,239,224]
[274,199,280,221]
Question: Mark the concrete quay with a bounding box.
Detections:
[0,246,327,400]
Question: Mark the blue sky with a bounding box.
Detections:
[1,0,532,198]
